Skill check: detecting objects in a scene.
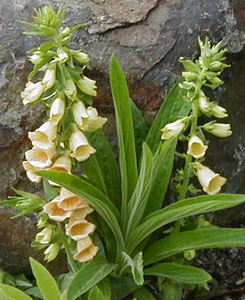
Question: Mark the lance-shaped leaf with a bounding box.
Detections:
[37,171,124,253]
[30,257,60,300]
[67,256,116,300]
[110,57,138,226]
[146,78,191,154]
[144,263,212,284]
[144,228,245,265]
[134,287,157,300]
[88,286,107,300]
[126,194,245,253]
[0,284,33,300]
[122,252,144,285]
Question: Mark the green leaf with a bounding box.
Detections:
[0,284,33,300]
[130,99,149,160]
[146,78,191,153]
[144,138,177,215]
[85,130,121,206]
[144,228,245,265]
[110,56,138,225]
[144,263,212,284]
[37,171,124,253]
[28,53,55,80]
[67,256,116,300]
[126,143,153,236]
[160,283,182,300]
[98,277,112,300]
[25,287,42,299]
[43,179,59,201]
[134,287,156,300]
[122,252,144,285]
[40,41,57,53]
[60,290,67,300]
[127,194,245,254]
[111,277,140,300]
[88,286,107,300]
[29,257,60,300]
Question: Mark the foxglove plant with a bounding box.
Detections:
[3,4,245,300]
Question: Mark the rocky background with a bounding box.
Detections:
[0,0,245,291]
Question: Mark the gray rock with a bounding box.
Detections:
[0,0,245,273]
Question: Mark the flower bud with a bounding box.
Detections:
[44,243,60,262]
[211,105,228,118]
[195,162,227,195]
[35,227,53,244]
[43,197,72,222]
[66,219,96,241]
[64,78,77,100]
[182,72,197,81]
[187,135,208,159]
[76,76,97,97]
[161,117,189,140]
[25,147,55,169]
[23,161,42,183]
[198,93,210,114]
[29,51,42,65]
[28,121,57,150]
[73,237,99,262]
[73,101,88,127]
[57,49,69,62]
[70,126,96,161]
[203,123,232,137]
[50,97,65,124]
[42,68,56,90]
[70,50,89,64]
[21,81,45,105]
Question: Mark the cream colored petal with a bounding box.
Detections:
[43,198,72,222]
[73,101,88,128]
[161,118,187,140]
[35,227,53,244]
[42,68,56,90]
[187,136,208,159]
[73,237,99,262]
[50,97,65,125]
[65,79,77,100]
[23,161,42,183]
[70,126,96,161]
[57,188,89,211]
[28,121,57,150]
[211,105,228,118]
[44,243,60,262]
[80,107,107,132]
[25,147,55,168]
[48,153,72,186]
[66,219,96,241]
[71,207,94,220]
[76,76,97,97]
[21,81,45,105]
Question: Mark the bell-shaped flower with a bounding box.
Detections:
[76,76,97,97]
[81,107,107,132]
[44,243,60,262]
[43,196,72,222]
[71,207,94,220]
[23,161,42,183]
[211,105,228,118]
[49,97,65,124]
[187,135,208,159]
[195,162,227,195]
[48,153,72,186]
[64,78,77,100]
[57,188,88,211]
[21,81,45,105]
[29,51,42,65]
[42,68,56,90]
[70,50,89,64]
[25,146,55,169]
[70,125,96,161]
[203,122,232,137]
[35,227,53,244]
[66,218,96,241]
[73,237,99,262]
[161,117,189,140]
[57,49,69,62]
[28,121,57,150]
[198,93,210,114]
[73,101,88,127]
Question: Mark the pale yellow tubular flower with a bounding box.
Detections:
[76,76,97,97]
[28,121,57,150]
[196,162,227,195]
[187,135,208,159]
[70,50,89,64]
[43,197,72,222]
[211,105,228,118]
[73,236,99,263]
[204,123,232,137]
[42,68,56,90]
[66,218,96,241]
[199,94,210,114]
[44,243,60,262]
[21,81,45,105]
[70,125,96,161]
[80,107,107,133]
[64,78,77,100]
[29,51,42,65]
[71,207,94,220]
[48,153,72,186]
[35,227,53,244]
[57,188,88,211]
[57,49,69,62]
[72,101,88,128]
[25,146,55,169]
[23,161,42,183]
[161,117,189,140]
[49,97,65,125]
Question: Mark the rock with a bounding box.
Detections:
[0,0,244,274]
